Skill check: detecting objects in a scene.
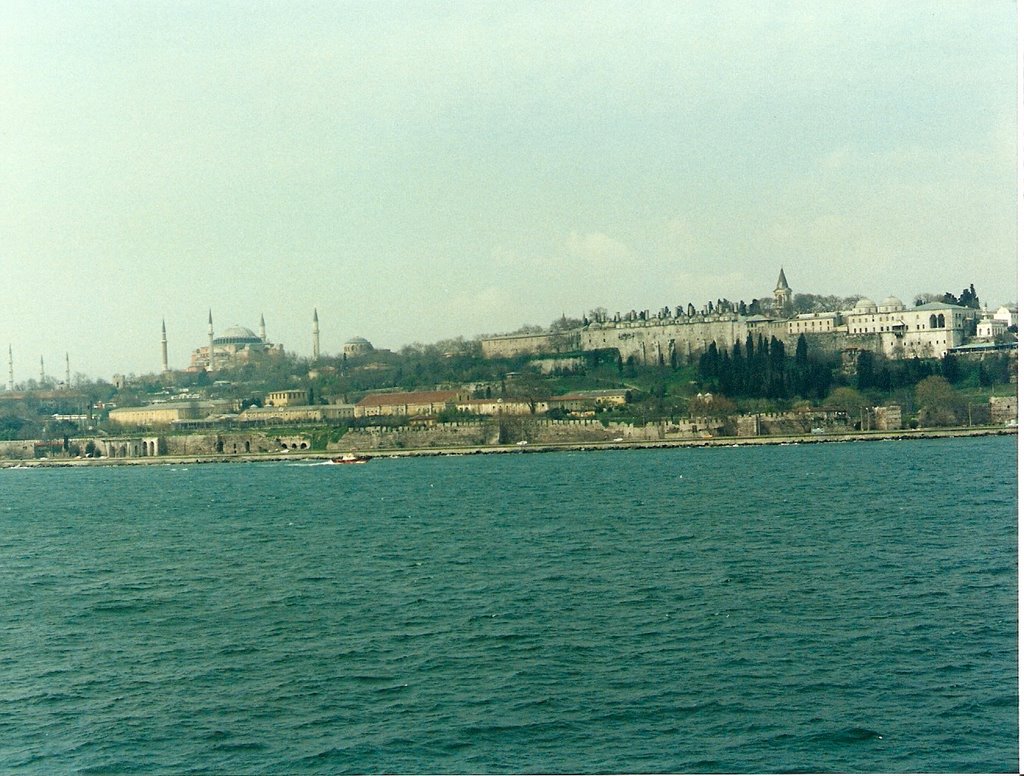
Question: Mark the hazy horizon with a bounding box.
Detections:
[1,1,1017,381]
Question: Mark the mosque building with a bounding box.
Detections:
[174,310,365,372]
[186,312,284,372]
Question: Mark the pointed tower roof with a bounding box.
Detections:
[775,267,790,291]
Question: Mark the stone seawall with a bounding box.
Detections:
[330,418,726,450]
[329,423,497,451]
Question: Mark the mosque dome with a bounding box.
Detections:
[853,298,877,314]
[878,296,905,313]
[343,336,374,357]
[213,326,263,346]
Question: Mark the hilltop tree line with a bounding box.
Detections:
[697,334,835,400]
[695,333,1013,402]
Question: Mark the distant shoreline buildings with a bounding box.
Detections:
[481,270,1018,365]
[165,310,376,374]
[1,270,1017,388]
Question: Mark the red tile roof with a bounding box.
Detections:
[355,390,461,407]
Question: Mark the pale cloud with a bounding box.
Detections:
[669,271,754,305]
[0,1,1014,376]
[564,231,635,266]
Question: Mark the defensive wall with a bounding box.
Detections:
[481,319,890,366]
[329,417,728,451]
[0,399,1013,461]
[480,330,580,358]
[0,430,317,460]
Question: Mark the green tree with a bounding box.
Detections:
[825,386,868,428]
[855,350,875,390]
[940,352,960,383]
[915,375,964,427]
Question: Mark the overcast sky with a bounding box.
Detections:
[1,1,1017,380]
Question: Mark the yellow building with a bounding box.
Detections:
[355,390,464,418]
[265,389,311,407]
[108,401,232,427]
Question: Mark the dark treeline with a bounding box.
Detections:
[697,334,1013,401]
[698,334,835,400]
[853,350,1011,392]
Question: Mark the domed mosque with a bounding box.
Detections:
[343,337,374,358]
[852,297,878,315]
[877,296,906,313]
[187,312,284,372]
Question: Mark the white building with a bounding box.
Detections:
[976,318,1008,340]
[844,299,975,358]
[993,305,1018,328]
[787,312,840,335]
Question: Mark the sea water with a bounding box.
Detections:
[0,436,1017,773]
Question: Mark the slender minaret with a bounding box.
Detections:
[39,355,45,385]
[7,345,13,391]
[207,309,216,372]
[259,313,267,343]
[312,308,321,361]
[161,319,169,373]
[65,353,70,387]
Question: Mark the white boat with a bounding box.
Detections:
[329,453,371,465]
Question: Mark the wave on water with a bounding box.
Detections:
[0,437,1016,774]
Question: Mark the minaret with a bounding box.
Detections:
[207,310,215,372]
[65,353,70,387]
[259,313,267,343]
[161,319,169,373]
[39,355,45,385]
[312,308,320,361]
[7,345,13,391]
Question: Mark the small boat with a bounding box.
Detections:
[330,453,371,464]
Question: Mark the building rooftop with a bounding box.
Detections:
[356,390,461,407]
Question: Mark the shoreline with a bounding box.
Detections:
[0,425,1015,468]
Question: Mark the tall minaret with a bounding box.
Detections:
[312,308,321,361]
[7,345,13,391]
[259,313,267,343]
[39,355,45,385]
[207,310,216,372]
[65,353,70,387]
[161,319,169,373]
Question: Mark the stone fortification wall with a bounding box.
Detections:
[582,320,886,366]
[0,440,35,459]
[989,396,1018,424]
[330,417,724,450]
[529,356,585,374]
[72,431,312,459]
[485,318,889,365]
[793,331,879,357]
[330,422,497,451]
[872,405,903,431]
[581,318,749,365]
[735,410,856,437]
[480,331,579,358]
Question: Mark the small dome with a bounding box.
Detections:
[345,336,371,346]
[213,326,262,345]
[853,298,877,313]
[878,296,905,312]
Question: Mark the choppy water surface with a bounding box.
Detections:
[1,436,1017,773]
